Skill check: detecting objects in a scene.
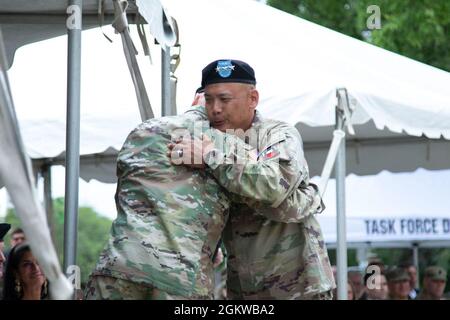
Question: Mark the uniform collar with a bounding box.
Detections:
[251,110,263,127]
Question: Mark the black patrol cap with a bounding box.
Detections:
[201,59,256,89]
[0,223,11,241]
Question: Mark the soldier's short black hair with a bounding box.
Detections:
[11,228,24,236]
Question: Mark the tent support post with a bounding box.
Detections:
[161,46,171,116]
[356,247,369,269]
[335,90,348,300]
[42,164,56,249]
[412,243,420,289]
[63,0,82,287]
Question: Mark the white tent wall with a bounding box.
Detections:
[300,121,450,177]
[160,0,450,136]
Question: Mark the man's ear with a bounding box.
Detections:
[249,88,259,110]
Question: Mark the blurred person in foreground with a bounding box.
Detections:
[2,243,49,300]
[3,227,27,263]
[9,228,26,248]
[0,223,11,299]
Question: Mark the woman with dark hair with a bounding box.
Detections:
[2,243,49,300]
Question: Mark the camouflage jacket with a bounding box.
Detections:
[205,111,336,299]
[92,108,231,298]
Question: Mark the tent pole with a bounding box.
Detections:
[356,247,368,270]
[42,164,56,249]
[412,243,420,289]
[335,92,348,300]
[63,0,82,285]
[161,45,171,116]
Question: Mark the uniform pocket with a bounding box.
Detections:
[247,250,308,299]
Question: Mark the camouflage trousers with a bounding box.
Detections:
[83,275,211,300]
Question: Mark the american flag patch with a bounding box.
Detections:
[259,146,279,160]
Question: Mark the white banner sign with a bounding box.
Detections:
[318,215,450,243]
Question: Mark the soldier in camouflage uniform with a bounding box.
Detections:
[417,266,447,300]
[386,267,411,300]
[84,107,233,299]
[171,59,335,299]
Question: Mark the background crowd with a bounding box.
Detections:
[339,258,448,300]
[1,223,448,300]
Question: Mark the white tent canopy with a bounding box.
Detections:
[164,0,450,137]
[6,0,449,184]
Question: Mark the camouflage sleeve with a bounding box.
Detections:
[235,182,325,223]
[204,124,308,209]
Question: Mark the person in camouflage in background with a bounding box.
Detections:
[171,59,335,299]
[417,266,447,300]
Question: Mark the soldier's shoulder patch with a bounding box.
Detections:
[258,146,280,160]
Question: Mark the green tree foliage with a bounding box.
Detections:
[268,0,450,71]
[327,248,358,267]
[4,197,112,286]
[269,0,362,39]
